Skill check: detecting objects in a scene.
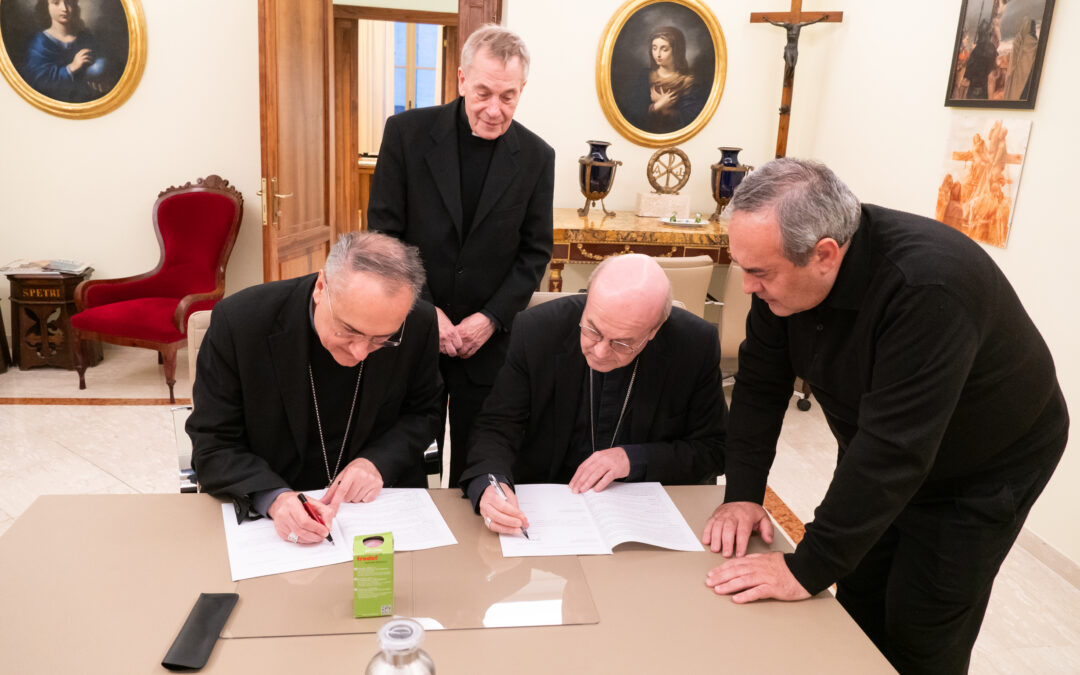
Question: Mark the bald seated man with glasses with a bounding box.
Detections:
[459,254,727,534]
[188,232,441,544]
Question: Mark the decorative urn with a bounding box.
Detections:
[577,141,622,217]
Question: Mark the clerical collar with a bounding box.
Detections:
[457,97,497,142]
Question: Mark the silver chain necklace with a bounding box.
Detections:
[308,362,363,486]
[589,358,639,453]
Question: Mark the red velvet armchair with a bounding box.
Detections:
[72,175,243,402]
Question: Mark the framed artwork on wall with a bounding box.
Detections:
[596,0,727,147]
[0,0,147,119]
[935,116,1031,248]
[944,0,1054,109]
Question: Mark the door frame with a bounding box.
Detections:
[331,5,459,237]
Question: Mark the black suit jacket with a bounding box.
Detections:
[187,274,442,516]
[368,99,554,384]
[459,295,727,490]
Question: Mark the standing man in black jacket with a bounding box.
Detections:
[702,159,1067,675]
[369,24,554,486]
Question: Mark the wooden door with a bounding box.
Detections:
[331,5,458,238]
[259,0,334,282]
[458,0,501,44]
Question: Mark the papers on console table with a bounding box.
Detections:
[221,488,457,580]
[499,482,704,557]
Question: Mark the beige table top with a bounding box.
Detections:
[0,487,893,673]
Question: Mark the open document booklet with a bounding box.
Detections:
[221,488,457,580]
[500,482,705,557]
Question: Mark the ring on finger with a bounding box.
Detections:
[287,532,299,544]
[484,516,492,528]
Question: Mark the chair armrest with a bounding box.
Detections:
[173,289,224,334]
[74,269,164,310]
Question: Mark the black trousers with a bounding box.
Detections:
[438,355,493,487]
[836,458,1062,675]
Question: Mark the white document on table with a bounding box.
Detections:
[221,488,457,580]
[499,482,704,557]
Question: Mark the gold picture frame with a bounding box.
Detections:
[0,0,147,119]
[596,0,726,148]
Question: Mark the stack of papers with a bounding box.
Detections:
[0,258,89,275]
[221,488,457,580]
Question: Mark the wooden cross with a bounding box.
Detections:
[751,1,843,159]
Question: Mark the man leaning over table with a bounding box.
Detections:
[459,253,727,535]
[188,232,441,544]
[702,158,1068,675]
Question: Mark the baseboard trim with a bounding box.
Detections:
[1016,528,1080,592]
[0,397,189,406]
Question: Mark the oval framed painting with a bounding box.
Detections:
[596,0,727,148]
[0,0,147,119]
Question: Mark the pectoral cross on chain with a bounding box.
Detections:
[751,1,843,158]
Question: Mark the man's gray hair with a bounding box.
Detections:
[730,158,861,266]
[324,231,426,301]
[461,24,530,80]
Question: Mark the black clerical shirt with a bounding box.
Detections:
[456,98,496,241]
[724,204,1069,595]
[466,360,648,505]
[251,299,363,516]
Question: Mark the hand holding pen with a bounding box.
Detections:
[268,491,335,545]
[480,473,530,539]
[298,493,334,545]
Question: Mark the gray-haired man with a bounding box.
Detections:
[703,158,1067,675]
[369,25,555,487]
[189,232,441,544]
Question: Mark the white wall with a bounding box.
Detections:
[506,0,1080,562]
[0,0,264,329]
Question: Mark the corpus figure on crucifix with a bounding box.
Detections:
[762,15,828,76]
[750,2,843,158]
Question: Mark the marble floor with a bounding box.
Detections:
[0,344,1077,673]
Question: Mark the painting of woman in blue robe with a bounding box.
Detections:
[1,0,128,104]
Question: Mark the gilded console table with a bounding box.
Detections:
[549,207,730,291]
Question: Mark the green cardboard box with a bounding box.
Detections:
[353,531,394,618]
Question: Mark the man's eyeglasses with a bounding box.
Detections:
[323,277,405,348]
[578,323,648,355]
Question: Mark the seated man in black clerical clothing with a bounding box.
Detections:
[188,232,441,545]
[459,254,727,535]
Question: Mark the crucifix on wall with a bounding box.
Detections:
[751,1,843,158]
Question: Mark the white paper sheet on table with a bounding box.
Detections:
[499,482,705,557]
[221,488,457,580]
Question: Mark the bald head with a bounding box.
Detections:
[580,255,672,372]
[588,254,673,325]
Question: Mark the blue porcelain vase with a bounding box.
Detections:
[577,140,622,218]
[579,141,615,195]
[710,147,752,222]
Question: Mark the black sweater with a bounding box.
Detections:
[724,204,1069,594]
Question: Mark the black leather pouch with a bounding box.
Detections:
[161,592,239,671]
